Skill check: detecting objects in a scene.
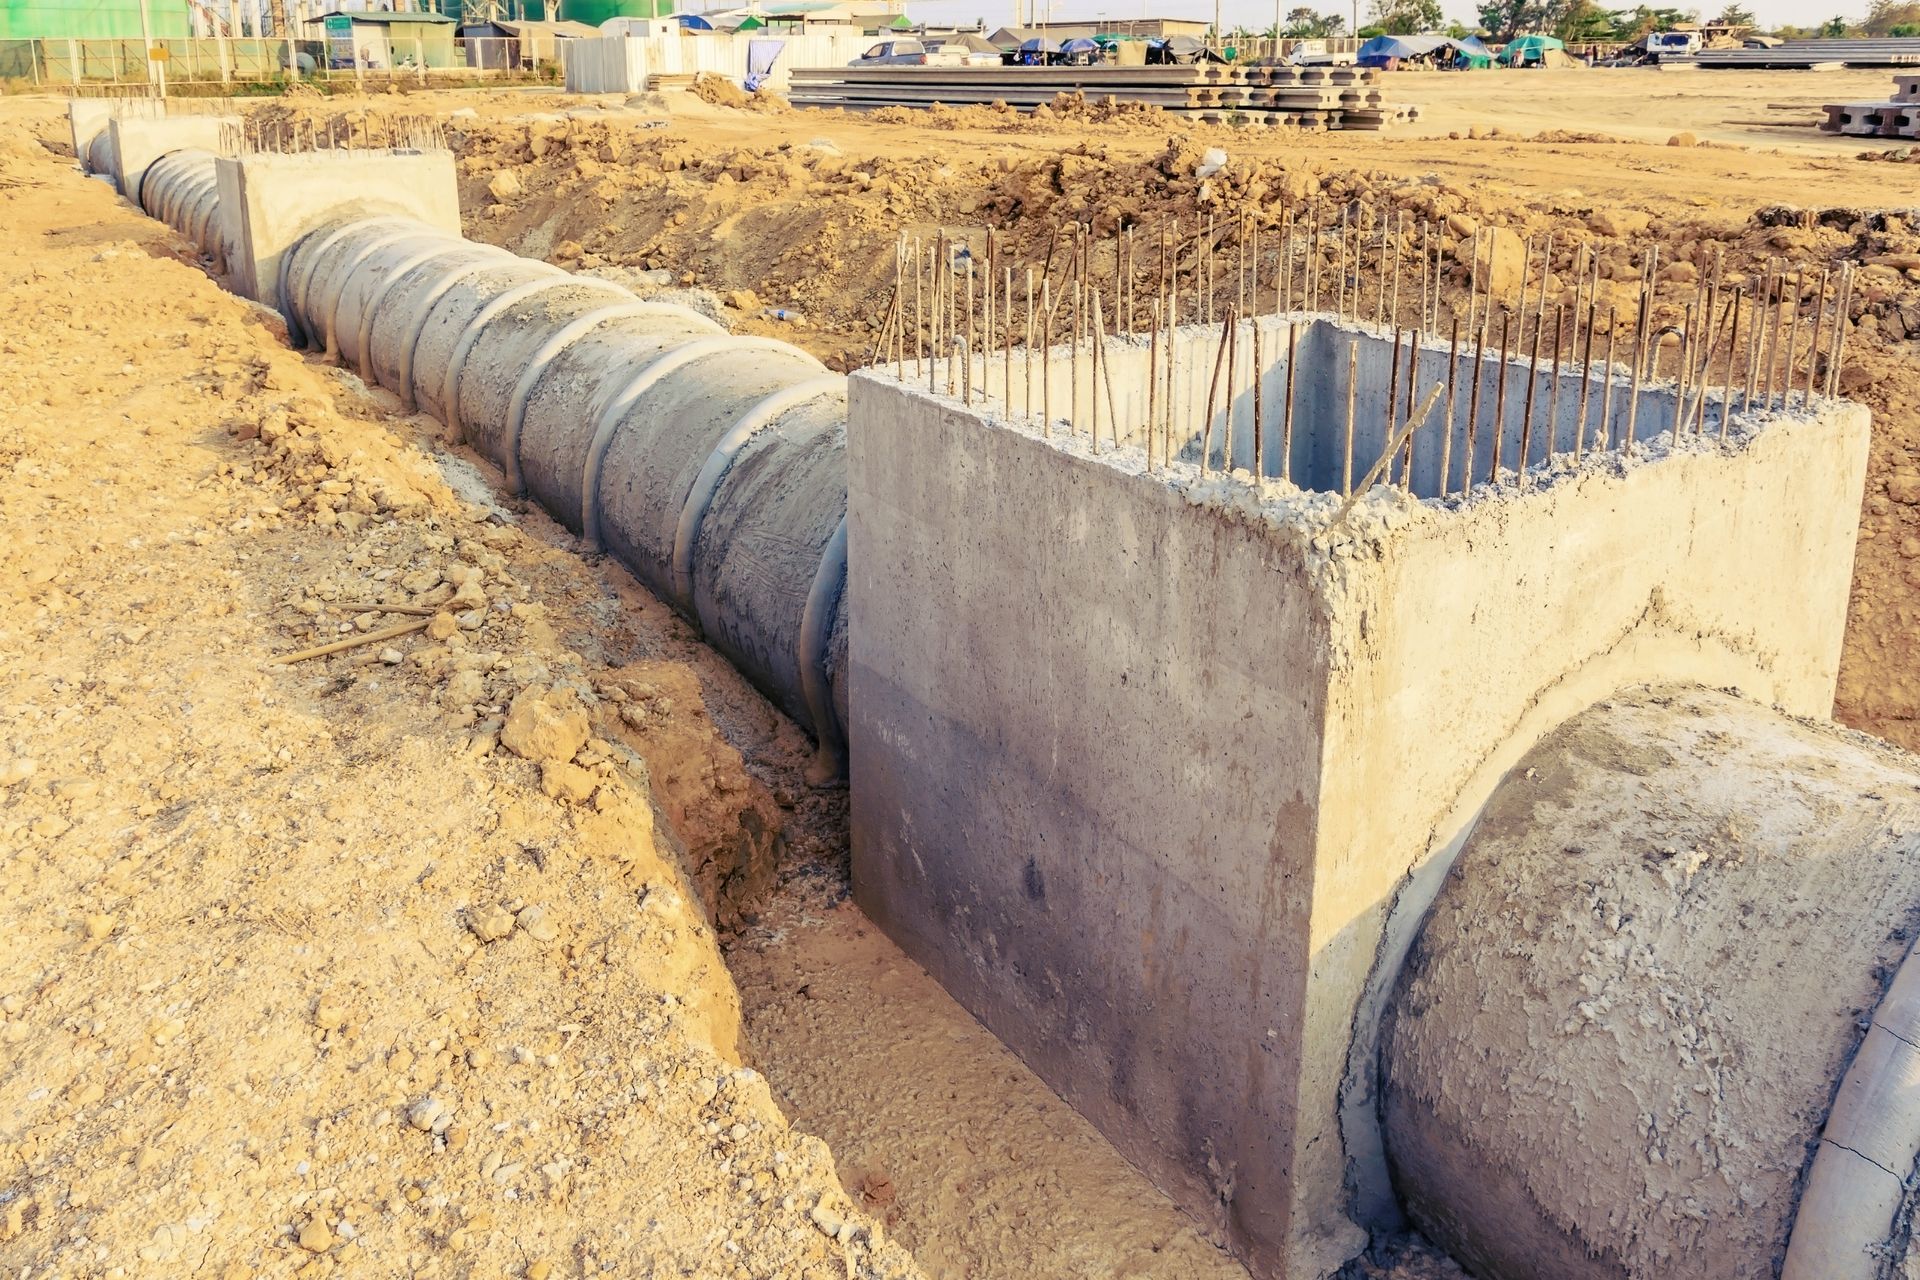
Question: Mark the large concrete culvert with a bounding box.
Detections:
[1380,685,1920,1279]
[276,214,853,774]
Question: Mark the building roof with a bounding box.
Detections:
[472,17,600,36]
[305,10,458,24]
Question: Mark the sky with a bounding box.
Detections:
[898,0,1860,33]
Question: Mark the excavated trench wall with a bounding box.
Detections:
[846,330,1872,1279]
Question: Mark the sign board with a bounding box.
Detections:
[148,44,170,61]
[324,14,355,68]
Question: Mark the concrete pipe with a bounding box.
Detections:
[84,128,115,180]
[1380,684,1920,1279]
[139,149,225,267]
[280,215,855,775]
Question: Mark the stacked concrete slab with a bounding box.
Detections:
[1820,71,1920,138]
[785,64,1419,130]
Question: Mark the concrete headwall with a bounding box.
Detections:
[846,354,1871,1277]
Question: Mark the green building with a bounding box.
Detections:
[515,0,671,24]
[303,9,457,67]
[0,0,193,40]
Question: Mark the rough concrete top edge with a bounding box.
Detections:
[224,148,456,167]
[849,364,1867,577]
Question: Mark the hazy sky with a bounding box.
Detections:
[903,0,1863,33]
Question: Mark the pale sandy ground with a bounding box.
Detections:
[1396,65,1907,152]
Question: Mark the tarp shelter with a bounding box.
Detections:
[459,18,597,68]
[1355,33,1449,66]
[1057,35,1097,63]
[675,14,714,29]
[305,10,456,69]
[1501,32,1565,64]
[942,32,1000,53]
[1014,35,1054,64]
[1451,34,1493,67]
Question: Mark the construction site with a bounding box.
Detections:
[5,47,1920,1280]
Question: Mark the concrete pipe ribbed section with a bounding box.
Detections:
[139,149,225,266]
[1380,685,1920,1279]
[279,215,853,773]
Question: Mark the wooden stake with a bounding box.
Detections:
[272,617,429,665]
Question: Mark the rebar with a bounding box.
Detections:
[1442,314,1460,497]
[1201,306,1233,474]
[1491,312,1512,481]
[1343,338,1358,495]
[1284,320,1298,485]
[1599,311,1617,452]
[1252,322,1264,477]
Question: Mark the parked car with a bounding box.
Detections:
[851,39,943,66]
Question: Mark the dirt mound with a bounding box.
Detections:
[691,71,789,113]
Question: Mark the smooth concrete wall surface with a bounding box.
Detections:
[846,361,1871,1278]
[849,372,1331,1276]
[214,149,460,311]
[108,115,232,209]
[951,316,1710,498]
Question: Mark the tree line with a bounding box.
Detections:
[1255,0,1918,42]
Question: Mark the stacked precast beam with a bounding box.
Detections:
[1822,72,1920,139]
[786,63,1419,130]
[135,149,854,777]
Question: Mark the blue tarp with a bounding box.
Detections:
[1355,33,1449,65]
[675,14,714,29]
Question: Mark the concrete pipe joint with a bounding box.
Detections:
[280,215,852,778]
[139,149,226,267]
[1379,685,1920,1279]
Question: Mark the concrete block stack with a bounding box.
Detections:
[1820,72,1920,138]
[785,64,1420,131]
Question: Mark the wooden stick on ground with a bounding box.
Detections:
[272,617,431,665]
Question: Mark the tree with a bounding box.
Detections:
[1476,0,1550,40]
[1822,14,1852,33]
[1371,0,1443,33]
[1285,6,1347,35]
[1554,0,1616,41]
[1863,0,1920,33]
[1710,3,1754,25]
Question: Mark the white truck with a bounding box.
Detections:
[1287,39,1355,66]
[1647,29,1703,56]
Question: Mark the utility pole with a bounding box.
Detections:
[137,0,156,90]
